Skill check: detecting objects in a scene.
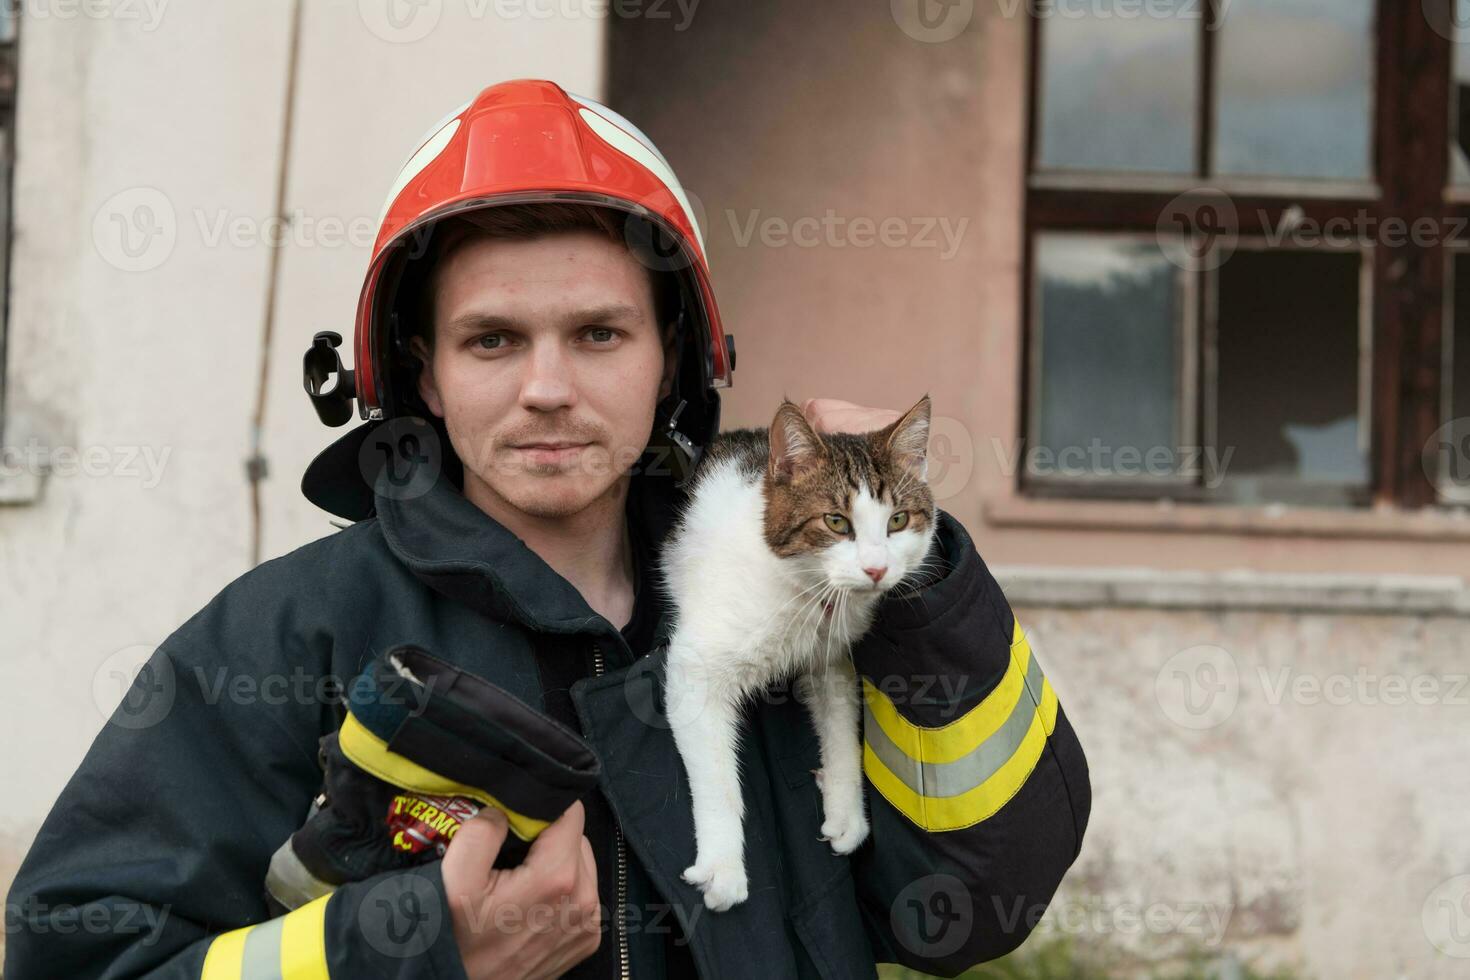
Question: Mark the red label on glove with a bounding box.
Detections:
[386,793,482,856]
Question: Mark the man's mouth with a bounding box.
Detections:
[513,442,591,465]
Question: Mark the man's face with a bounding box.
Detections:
[412,229,676,520]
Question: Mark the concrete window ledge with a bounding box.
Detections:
[992,565,1470,616]
[0,461,44,504]
[984,496,1470,541]
[0,414,52,506]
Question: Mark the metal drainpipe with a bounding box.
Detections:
[248,0,304,567]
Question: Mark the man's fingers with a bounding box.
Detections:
[523,799,586,870]
[442,806,509,895]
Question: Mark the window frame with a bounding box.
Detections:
[1020,0,1453,509]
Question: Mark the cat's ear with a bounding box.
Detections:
[769,401,826,484]
[877,394,931,481]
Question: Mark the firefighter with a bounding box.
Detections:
[4,79,1090,979]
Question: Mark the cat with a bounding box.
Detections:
[658,394,938,911]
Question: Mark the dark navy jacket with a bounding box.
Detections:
[5,461,1090,979]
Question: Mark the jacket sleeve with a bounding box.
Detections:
[2,558,471,980]
[847,508,1092,976]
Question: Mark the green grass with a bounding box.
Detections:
[878,936,1308,980]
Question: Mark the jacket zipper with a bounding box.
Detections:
[591,641,631,980]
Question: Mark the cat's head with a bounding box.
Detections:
[762,395,937,594]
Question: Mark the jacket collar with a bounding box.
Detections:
[373,453,683,640]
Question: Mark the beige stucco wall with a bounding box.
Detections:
[0,0,604,954]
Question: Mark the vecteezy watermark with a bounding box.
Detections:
[890,0,975,43]
[1158,187,1470,270]
[0,438,173,489]
[92,190,441,272]
[1155,645,1240,731]
[725,209,969,261]
[1004,895,1233,948]
[623,656,973,733]
[1156,187,1239,273]
[19,0,169,31]
[454,895,699,942]
[1256,666,1469,709]
[1422,0,1470,43]
[92,644,177,731]
[991,437,1235,488]
[358,0,698,43]
[359,873,443,959]
[1423,874,1470,959]
[93,187,177,272]
[892,0,1225,43]
[1423,417,1470,505]
[1155,645,1470,731]
[4,895,172,944]
[890,874,974,959]
[360,416,444,503]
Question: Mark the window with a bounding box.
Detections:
[1023,0,1461,508]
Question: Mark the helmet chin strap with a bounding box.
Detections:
[648,310,705,487]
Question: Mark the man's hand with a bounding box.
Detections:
[801,397,901,436]
[442,800,602,979]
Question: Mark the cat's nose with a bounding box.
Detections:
[863,565,887,584]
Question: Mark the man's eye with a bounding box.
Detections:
[585,327,618,343]
[474,334,506,350]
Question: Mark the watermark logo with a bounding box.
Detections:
[1422,0,1470,43]
[1423,874,1470,958]
[1423,417,1470,505]
[360,417,444,502]
[93,187,176,272]
[891,0,974,43]
[359,0,443,42]
[359,873,443,958]
[20,0,169,31]
[1154,645,1239,731]
[890,873,973,958]
[1156,188,1238,273]
[93,644,176,731]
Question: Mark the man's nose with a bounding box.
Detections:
[863,565,887,584]
[519,342,576,411]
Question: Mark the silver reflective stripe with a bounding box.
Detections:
[264,840,337,912]
[239,914,287,980]
[863,652,1047,799]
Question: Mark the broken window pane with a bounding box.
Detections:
[1213,249,1368,501]
[1033,235,1185,481]
[1035,1,1199,175]
[1214,0,1373,181]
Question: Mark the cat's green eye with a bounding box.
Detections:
[888,511,910,532]
[823,513,850,535]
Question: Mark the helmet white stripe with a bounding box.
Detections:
[575,106,705,253]
[377,103,468,228]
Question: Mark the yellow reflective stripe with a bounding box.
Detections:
[200,895,333,980]
[338,712,550,842]
[861,622,1060,832]
[201,924,250,980]
[862,620,1035,765]
[279,894,331,980]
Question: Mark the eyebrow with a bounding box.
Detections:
[443,303,646,336]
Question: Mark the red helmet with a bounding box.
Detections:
[302,79,734,519]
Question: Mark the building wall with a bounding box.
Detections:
[609,2,1470,977]
[0,0,604,952]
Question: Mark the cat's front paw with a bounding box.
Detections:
[682,857,749,912]
[819,807,870,855]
